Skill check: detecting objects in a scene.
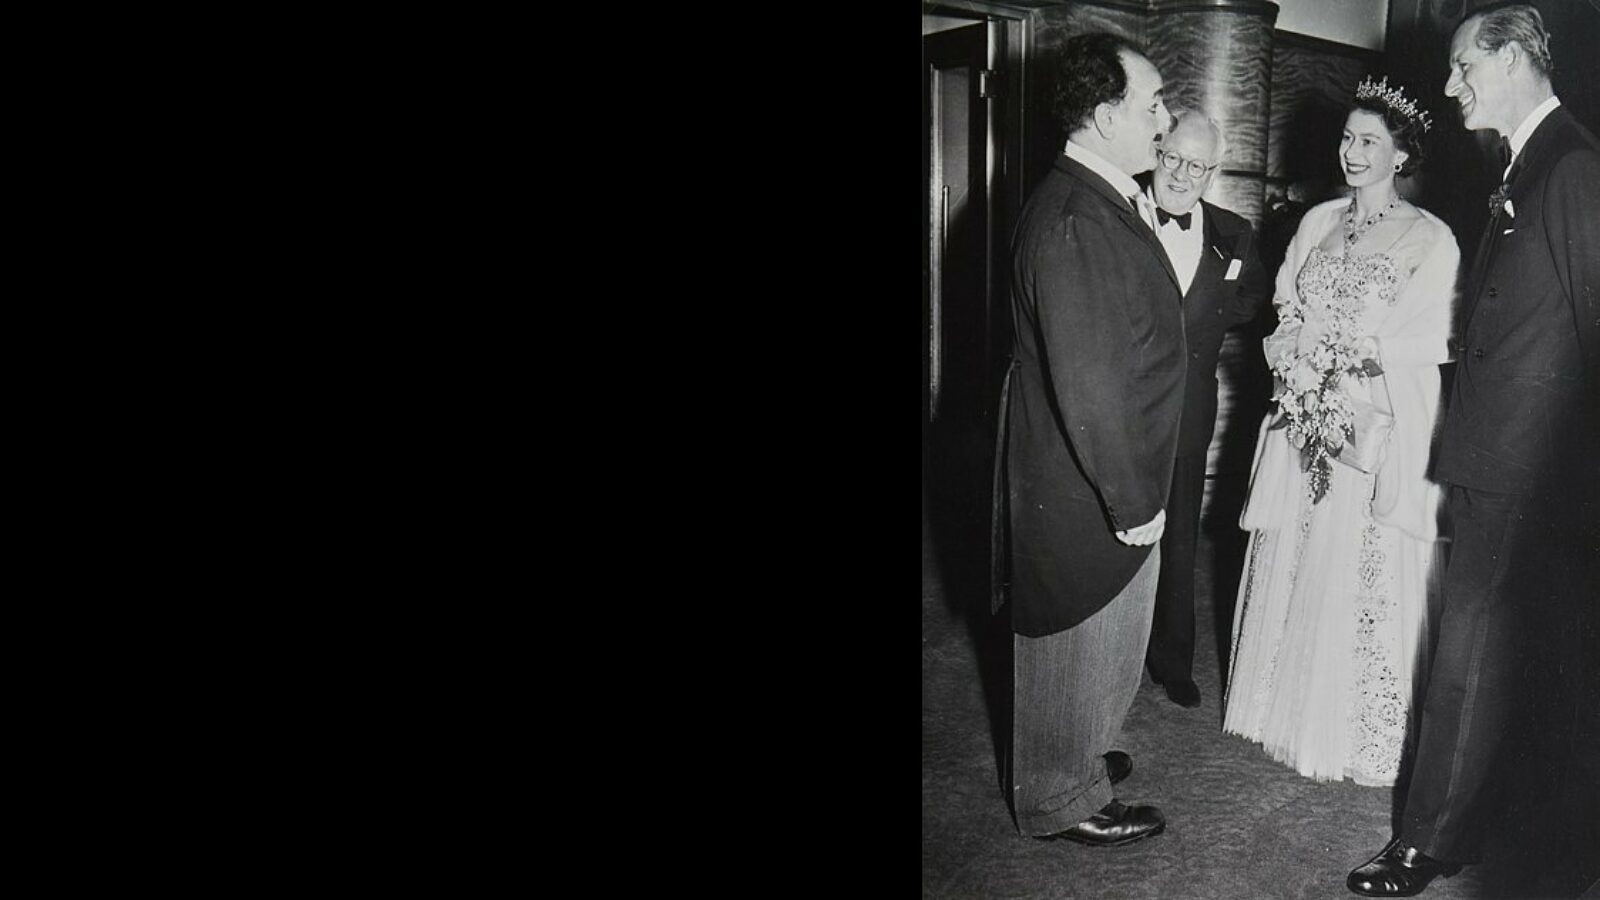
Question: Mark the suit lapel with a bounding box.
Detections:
[1502,106,1567,191]
[1135,206,1183,293]
[1056,157,1182,293]
[1189,204,1227,302]
[1463,108,1569,327]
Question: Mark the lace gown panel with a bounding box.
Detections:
[1223,247,1441,787]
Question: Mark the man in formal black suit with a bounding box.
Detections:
[993,31,1182,847]
[1348,5,1600,896]
[1139,110,1270,709]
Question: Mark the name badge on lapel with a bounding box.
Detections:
[1224,259,1242,281]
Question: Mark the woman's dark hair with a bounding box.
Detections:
[1053,32,1139,142]
[1351,93,1429,177]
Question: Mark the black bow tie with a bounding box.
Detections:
[1156,207,1192,230]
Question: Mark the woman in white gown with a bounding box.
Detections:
[1223,77,1459,787]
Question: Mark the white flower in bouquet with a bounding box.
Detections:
[1267,318,1370,503]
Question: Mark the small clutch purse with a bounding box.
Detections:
[1336,372,1396,474]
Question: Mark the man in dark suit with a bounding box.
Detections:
[994,31,1181,847]
[1140,110,1270,709]
[1348,5,1599,896]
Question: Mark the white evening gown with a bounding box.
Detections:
[1223,198,1459,787]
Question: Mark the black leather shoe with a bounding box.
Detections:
[1163,679,1201,708]
[1347,838,1463,896]
[1037,801,1165,847]
[1104,750,1132,785]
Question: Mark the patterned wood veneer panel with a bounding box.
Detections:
[1267,38,1374,188]
[1031,3,1143,51]
[1146,12,1272,177]
[1207,174,1264,226]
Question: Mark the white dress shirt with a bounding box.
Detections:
[1148,189,1203,296]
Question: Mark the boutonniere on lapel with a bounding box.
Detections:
[1489,185,1514,219]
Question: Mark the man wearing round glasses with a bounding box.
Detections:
[1139,110,1270,710]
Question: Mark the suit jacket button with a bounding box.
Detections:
[1192,352,1200,359]
[1473,348,1485,359]
[1487,287,1498,298]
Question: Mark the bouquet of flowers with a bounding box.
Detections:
[1266,307,1370,504]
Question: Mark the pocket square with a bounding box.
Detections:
[1224,259,1242,281]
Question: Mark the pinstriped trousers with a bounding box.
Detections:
[1012,548,1159,835]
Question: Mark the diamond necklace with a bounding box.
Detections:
[1344,197,1398,249]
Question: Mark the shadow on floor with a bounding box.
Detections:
[924,412,1012,801]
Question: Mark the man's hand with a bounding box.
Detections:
[1115,508,1166,546]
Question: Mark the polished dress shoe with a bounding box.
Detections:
[1347,838,1463,896]
[1104,750,1132,785]
[1162,679,1201,708]
[1037,800,1165,847]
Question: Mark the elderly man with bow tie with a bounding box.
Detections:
[1136,109,1269,710]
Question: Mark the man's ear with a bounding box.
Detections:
[1093,101,1117,140]
[1499,40,1522,75]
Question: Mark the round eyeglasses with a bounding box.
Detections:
[1157,150,1220,179]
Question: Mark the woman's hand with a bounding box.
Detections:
[1263,326,1298,372]
[1355,336,1383,376]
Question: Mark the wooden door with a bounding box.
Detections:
[924,22,995,431]
[924,20,1003,607]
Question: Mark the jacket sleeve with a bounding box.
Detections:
[1544,147,1600,395]
[1031,214,1169,531]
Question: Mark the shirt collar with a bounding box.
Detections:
[1506,95,1560,177]
[1064,140,1140,205]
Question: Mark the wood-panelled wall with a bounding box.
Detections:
[1265,33,1375,202]
[1147,10,1275,224]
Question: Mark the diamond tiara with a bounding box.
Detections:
[1355,75,1433,133]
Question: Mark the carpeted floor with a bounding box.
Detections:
[922,474,1598,900]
